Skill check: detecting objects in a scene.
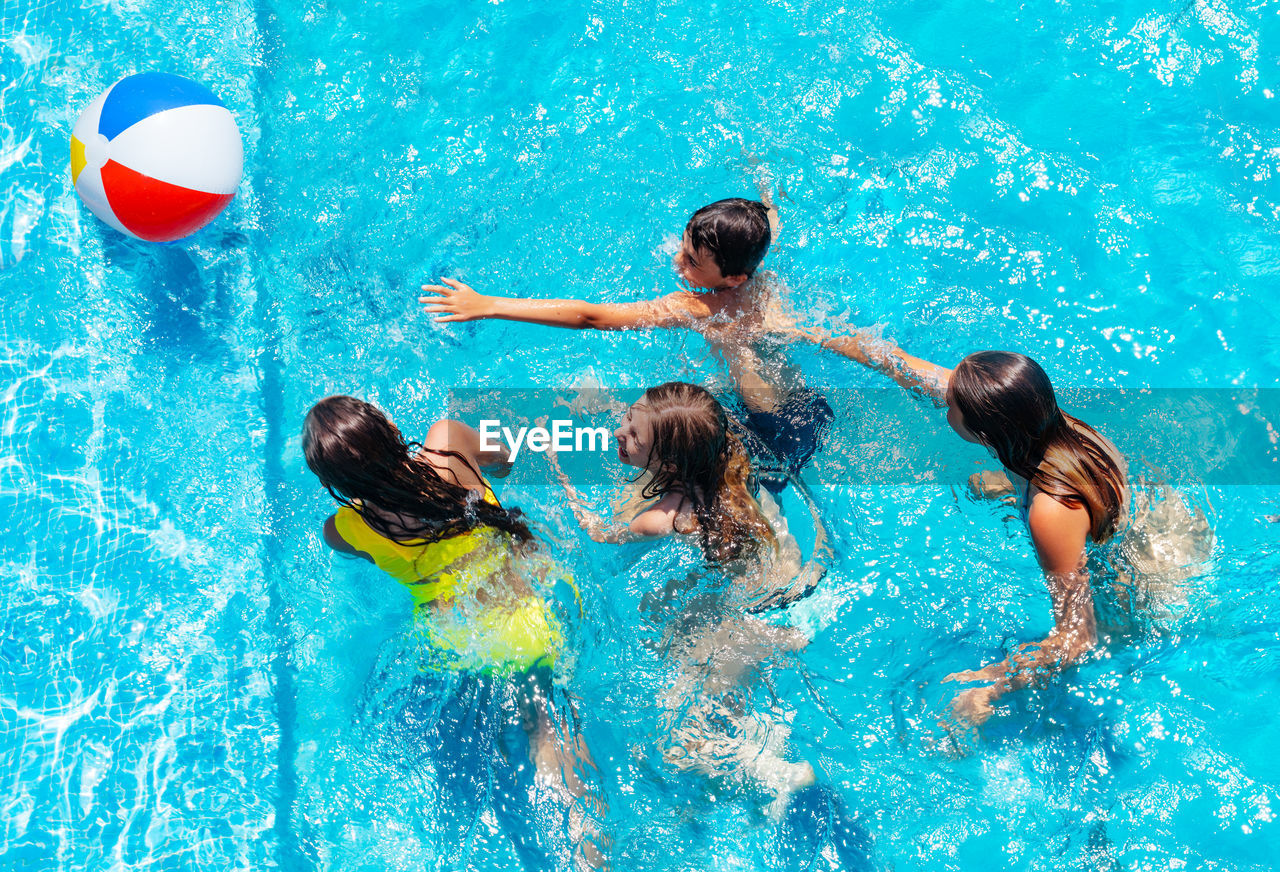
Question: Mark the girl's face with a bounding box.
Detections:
[945,388,983,445]
[614,403,655,469]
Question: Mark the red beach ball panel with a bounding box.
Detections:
[99,160,234,243]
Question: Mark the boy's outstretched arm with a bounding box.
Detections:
[776,322,952,402]
[419,277,696,331]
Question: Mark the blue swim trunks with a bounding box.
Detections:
[729,387,834,493]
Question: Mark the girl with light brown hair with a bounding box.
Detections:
[551,381,829,813]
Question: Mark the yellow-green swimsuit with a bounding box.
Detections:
[333,483,562,675]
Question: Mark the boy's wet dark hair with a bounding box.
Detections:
[685,198,772,278]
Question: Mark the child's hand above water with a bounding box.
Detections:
[420,278,493,322]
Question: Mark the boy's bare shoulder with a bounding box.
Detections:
[651,289,715,322]
[752,269,782,289]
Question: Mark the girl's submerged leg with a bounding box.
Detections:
[776,784,879,872]
[660,615,816,816]
[516,668,612,871]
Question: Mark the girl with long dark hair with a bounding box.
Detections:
[303,395,609,870]
[787,329,1129,725]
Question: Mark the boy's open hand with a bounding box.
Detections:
[419,278,491,322]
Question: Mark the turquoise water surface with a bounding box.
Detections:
[2,0,1279,869]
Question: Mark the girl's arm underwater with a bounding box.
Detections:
[547,446,680,544]
[968,470,1017,501]
[944,495,1098,724]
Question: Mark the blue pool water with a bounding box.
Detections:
[3,0,1279,869]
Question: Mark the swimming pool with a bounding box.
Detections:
[2,0,1278,869]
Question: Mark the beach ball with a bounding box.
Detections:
[70,72,243,242]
